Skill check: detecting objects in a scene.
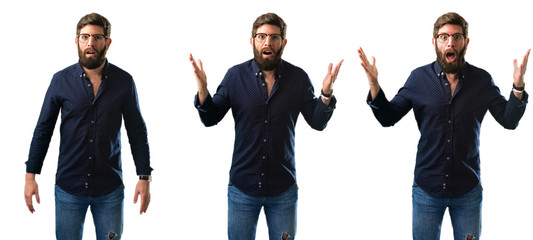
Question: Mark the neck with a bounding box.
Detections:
[445,72,460,82]
[261,69,276,78]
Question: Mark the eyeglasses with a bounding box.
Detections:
[253,33,283,43]
[435,33,465,44]
[77,34,108,44]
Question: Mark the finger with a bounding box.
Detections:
[332,59,344,80]
[140,194,150,214]
[327,63,333,75]
[198,59,204,71]
[358,47,369,65]
[522,49,530,74]
[35,190,40,204]
[25,195,34,213]
[133,192,139,204]
[190,54,199,69]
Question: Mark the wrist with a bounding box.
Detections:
[321,89,333,100]
[139,175,152,182]
[513,83,525,93]
[26,173,36,181]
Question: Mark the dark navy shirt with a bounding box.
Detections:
[368,61,528,198]
[195,59,336,197]
[26,61,152,197]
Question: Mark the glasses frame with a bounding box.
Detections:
[435,33,465,44]
[77,34,109,44]
[253,33,283,43]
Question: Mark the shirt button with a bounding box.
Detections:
[91,120,95,124]
[89,139,93,143]
[262,156,266,159]
[264,120,268,124]
[88,84,91,87]
[88,156,92,160]
[263,139,267,142]
[445,82,449,86]
[445,174,449,177]
[447,139,451,143]
[262,83,266,87]
[448,120,451,124]
[447,157,450,160]
[261,173,265,176]
[88,174,91,177]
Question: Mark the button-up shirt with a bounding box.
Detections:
[195,59,336,197]
[368,61,528,198]
[26,61,152,197]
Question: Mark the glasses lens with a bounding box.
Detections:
[255,34,266,43]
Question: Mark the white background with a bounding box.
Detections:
[1,0,532,239]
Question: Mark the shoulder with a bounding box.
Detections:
[53,63,81,78]
[277,60,309,83]
[463,62,491,79]
[106,62,134,80]
[411,62,436,76]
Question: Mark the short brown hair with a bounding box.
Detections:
[252,13,287,39]
[433,12,468,38]
[76,13,111,37]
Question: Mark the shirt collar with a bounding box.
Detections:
[433,61,469,79]
[251,59,285,79]
[77,59,111,78]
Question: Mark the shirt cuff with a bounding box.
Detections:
[318,95,337,111]
[509,90,529,106]
[194,93,213,112]
[367,89,385,109]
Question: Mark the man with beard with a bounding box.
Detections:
[190,13,342,240]
[24,13,152,240]
[359,12,529,240]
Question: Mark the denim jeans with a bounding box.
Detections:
[228,183,298,240]
[412,182,482,240]
[55,185,124,240]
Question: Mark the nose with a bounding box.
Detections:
[86,36,95,46]
[446,37,459,48]
[263,35,273,46]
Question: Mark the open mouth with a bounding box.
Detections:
[262,49,273,57]
[85,49,96,57]
[445,51,456,62]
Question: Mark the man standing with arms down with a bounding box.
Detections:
[24,13,152,240]
[359,12,529,240]
[190,13,342,240]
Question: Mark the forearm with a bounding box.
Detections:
[197,89,209,105]
[369,82,381,100]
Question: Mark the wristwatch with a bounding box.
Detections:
[139,175,152,182]
[513,83,525,93]
[321,89,333,100]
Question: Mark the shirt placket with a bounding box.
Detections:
[257,71,269,192]
[441,72,453,191]
[83,73,97,195]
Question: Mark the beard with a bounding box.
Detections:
[253,43,283,71]
[435,45,466,74]
[78,44,107,69]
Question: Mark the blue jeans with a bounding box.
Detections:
[228,183,298,240]
[55,185,124,240]
[412,182,482,240]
